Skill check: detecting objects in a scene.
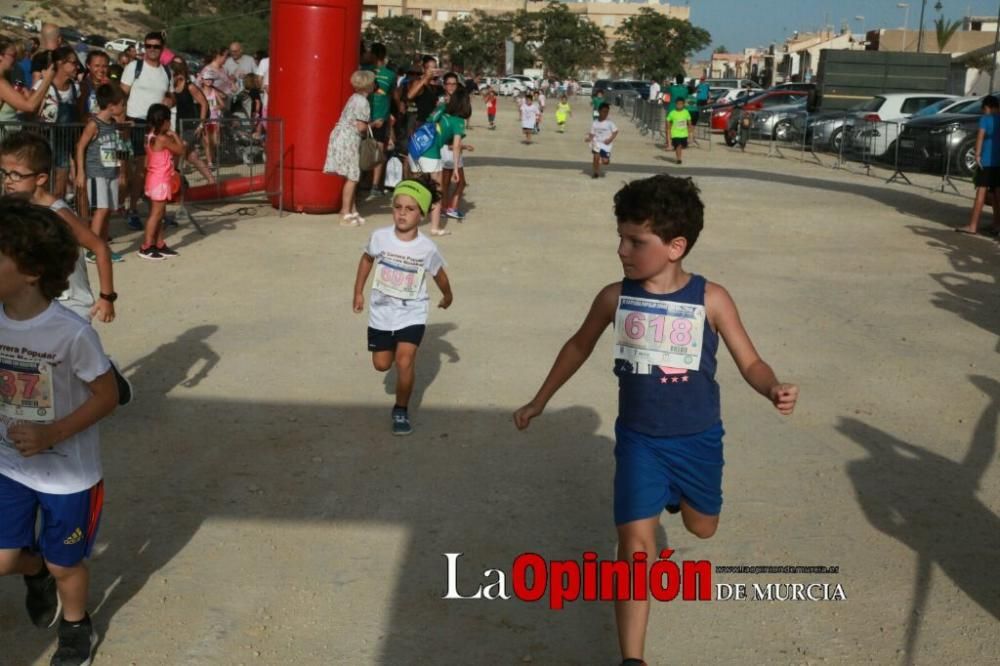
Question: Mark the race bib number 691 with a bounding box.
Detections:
[614,296,705,370]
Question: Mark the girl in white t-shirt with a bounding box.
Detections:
[352,175,454,436]
[519,93,540,145]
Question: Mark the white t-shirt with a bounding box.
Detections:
[591,119,618,152]
[520,102,540,129]
[121,58,171,119]
[649,82,661,102]
[0,302,109,494]
[256,57,270,111]
[365,226,445,331]
[50,200,94,320]
[33,80,78,123]
[224,54,257,91]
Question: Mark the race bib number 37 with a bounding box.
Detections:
[0,360,55,423]
[614,296,705,370]
[373,258,425,300]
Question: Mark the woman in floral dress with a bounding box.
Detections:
[324,69,374,225]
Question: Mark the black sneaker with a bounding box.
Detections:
[51,614,96,666]
[137,246,165,261]
[391,407,413,436]
[110,360,133,406]
[155,244,179,257]
[24,562,59,628]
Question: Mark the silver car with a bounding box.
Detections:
[750,98,809,141]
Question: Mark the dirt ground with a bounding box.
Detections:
[1,100,998,665]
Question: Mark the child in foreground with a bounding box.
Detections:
[519,93,540,145]
[586,102,618,179]
[353,176,454,435]
[0,199,119,666]
[513,174,799,666]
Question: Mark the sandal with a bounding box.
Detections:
[954,227,978,235]
[340,214,360,227]
[429,229,451,236]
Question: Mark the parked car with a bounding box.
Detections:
[104,38,141,53]
[59,27,85,43]
[844,93,958,159]
[910,96,979,118]
[712,87,759,105]
[607,80,640,105]
[83,34,109,47]
[770,82,817,93]
[508,74,536,90]
[497,77,526,96]
[0,15,26,29]
[712,89,809,135]
[705,78,760,90]
[593,79,612,96]
[623,79,651,100]
[897,97,991,176]
[731,97,809,142]
[578,80,594,96]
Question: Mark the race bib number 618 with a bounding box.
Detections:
[614,296,705,370]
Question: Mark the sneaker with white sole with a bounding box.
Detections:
[444,208,466,221]
[137,246,165,261]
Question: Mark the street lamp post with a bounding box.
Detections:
[916,0,927,52]
[990,1,1000,92]
[898,3,910,51]
[855,16,865,47]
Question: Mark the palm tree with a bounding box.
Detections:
[934,17,962,53]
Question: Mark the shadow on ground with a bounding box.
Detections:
[0,326,623,665]
[839,375,1000,666]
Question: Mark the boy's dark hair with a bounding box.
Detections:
[0,199,78,300]
[409,173,443,206]
[421,55,437,67]
[675,97,686,105]
[96,83,125,109]
[445,87,472,118]
[596,89,604,96]
[598,102,610,111]
[145,31,165,43]
[983,95,999,110]
[0,130,52,174]
[146,103,171,132]
[442,71,459,84]
[675,73,684,84]
[614,174,705,257]
[86,50,109,66]
[370,42,387,61]
[51,46,76,66]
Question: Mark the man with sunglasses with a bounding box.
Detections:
[120,31,173,229]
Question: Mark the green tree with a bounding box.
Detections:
[934,17,962,53]
[363,15,442,67]
[442,10,532,74]
[714,45,728,54]
[520,1,605,79]
[611,8,711,80]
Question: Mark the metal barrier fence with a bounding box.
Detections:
[697,107,978,199]
[624,98,711,151]
[0,117,283,228]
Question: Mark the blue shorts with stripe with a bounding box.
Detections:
[613,420,724,525]
[0,474,104,567]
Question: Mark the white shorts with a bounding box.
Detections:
[407,155,442,174]
[440,145,464,170]
[87,176,119,211]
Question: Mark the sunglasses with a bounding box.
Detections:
[144,43,163,50]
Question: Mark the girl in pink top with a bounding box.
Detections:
[138,103,185,261]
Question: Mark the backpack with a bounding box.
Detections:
[407,108,444,159]
[133,58,171,88]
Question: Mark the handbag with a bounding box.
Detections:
[359,125,384,171]
[407,108,445,160]
[384,155,403,188]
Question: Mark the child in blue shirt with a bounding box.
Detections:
[957,95,1000,236]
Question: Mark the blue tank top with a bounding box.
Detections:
[613,275,720,436]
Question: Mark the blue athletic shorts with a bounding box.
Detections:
[613,420,725,525]
[0,474,104,567]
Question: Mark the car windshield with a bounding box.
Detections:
[912,98,957,117]
[952,99,986,114]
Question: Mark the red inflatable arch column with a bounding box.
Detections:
[268,0,362,213]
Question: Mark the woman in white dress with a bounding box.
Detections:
[324,69,374,226]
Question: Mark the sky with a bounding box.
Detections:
[681,0,1000,58]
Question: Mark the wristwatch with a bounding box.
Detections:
[99,292,118,303]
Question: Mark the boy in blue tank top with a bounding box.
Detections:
[514,174,798,666]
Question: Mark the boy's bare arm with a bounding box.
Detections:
[433,268,453,309]
[54,208,116,322]
[514,282,620,429]
[353,253,375,312]
[706,282,798,414]
[74,121,97,188]
[9,370,117,457]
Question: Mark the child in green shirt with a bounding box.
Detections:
[666,97,692,165]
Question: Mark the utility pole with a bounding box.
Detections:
[990,1,1000,91]
[916,0,928,52]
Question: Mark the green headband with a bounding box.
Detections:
[392,180,433,215]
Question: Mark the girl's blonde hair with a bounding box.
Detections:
[350,69,375,93]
